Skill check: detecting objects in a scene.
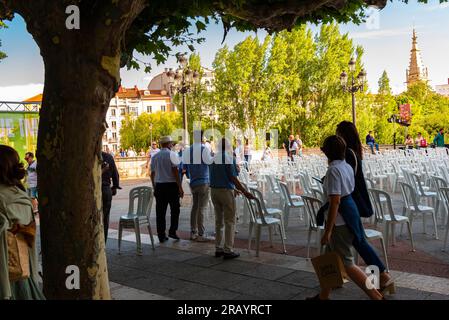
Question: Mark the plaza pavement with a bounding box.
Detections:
[105,178,449,300]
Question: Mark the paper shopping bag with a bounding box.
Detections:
[311,251,347,289]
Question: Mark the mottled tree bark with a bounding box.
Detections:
[1,0,147,299]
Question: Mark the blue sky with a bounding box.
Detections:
[0,0,448,100]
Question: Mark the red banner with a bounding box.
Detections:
[399,104,411,123]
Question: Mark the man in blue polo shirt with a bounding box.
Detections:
[209,138,254,259]
[183,130,213,241]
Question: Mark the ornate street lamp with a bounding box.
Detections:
[340,57,367,127]
[165,54,200,144]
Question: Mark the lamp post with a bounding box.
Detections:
[165,54,200,144]
[340,57,367,127]
[209,109,218,141]
[149,123,153,145]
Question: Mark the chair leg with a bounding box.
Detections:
[306,229,312,259]
[391,224,396,246]
[406,221,415,252]
[443,225,449,251]
[135,221,142,256]
[279,224,287,254]
[269,225,273,248]
[385,223,390,250]
[255,225,261,257]
[248,222,253,251]
[279,214,287,240]
[379,236,389,272]
[423,213,426,234]
[432,211,439,240]
[147,224,155,250]
[118,222,123,254]
[284,205,290,229]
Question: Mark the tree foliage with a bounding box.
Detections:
[119,111,181,151]
[210,23,363,146]
[396,81,449,142]
[0,21,6,61]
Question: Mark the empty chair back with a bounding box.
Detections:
[432,175,448,190]
[311,188,325,202]
[279,181,294,206]
[399,182,419,210]
[301,195,322,230]
[128,186,153,217]
[266,175,279,194]
[439,187,449,204]
[409,172,426,196]
[245,196,268,225]
[250,188,268,213]
[368,188,396,222]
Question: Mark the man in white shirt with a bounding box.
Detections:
[150,136,184,242]
[146,141,160,173]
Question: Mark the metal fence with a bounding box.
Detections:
[0,101,41,113]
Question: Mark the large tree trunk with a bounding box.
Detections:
[16,0,147,299]
[37,52,115,299]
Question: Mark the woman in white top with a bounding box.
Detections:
[307,135,383,300]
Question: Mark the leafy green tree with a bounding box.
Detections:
[378,70,392,96]
[0,21,6,61]
[120,111,182,151]
[213,35,271,136]
[397,81,449,143]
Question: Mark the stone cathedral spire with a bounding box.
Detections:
[406,29,429,87]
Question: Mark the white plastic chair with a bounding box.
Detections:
[250,188,286,239]
[246,196,287,257]
[369,188,415,251]
[118,186,155,255]
[439,187,449,251]
[301,195,324,259]
[431,175,448,225]
[409,172,440,213]
[278,181,305,228]
[399,182,439,240]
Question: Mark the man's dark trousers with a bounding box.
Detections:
[102,185,112,243]
[155,182,180,238]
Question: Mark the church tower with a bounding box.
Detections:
[406,29,429,87]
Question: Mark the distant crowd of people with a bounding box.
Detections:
[366,128,445,154]
[149,131,254,260]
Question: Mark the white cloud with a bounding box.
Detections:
[349,27,416,40]
[0,83,44,101]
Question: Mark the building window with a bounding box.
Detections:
[112,132,117,140]
[147,106,152,113]
[111,109,116,116]
[111,121,117,129]
[112,145,117,152]
[120,108,126,115]
[161,105,166,112]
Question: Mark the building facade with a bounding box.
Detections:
[435,79,449,97]
[103,86,171,153]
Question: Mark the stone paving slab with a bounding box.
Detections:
[106,237,449,300]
